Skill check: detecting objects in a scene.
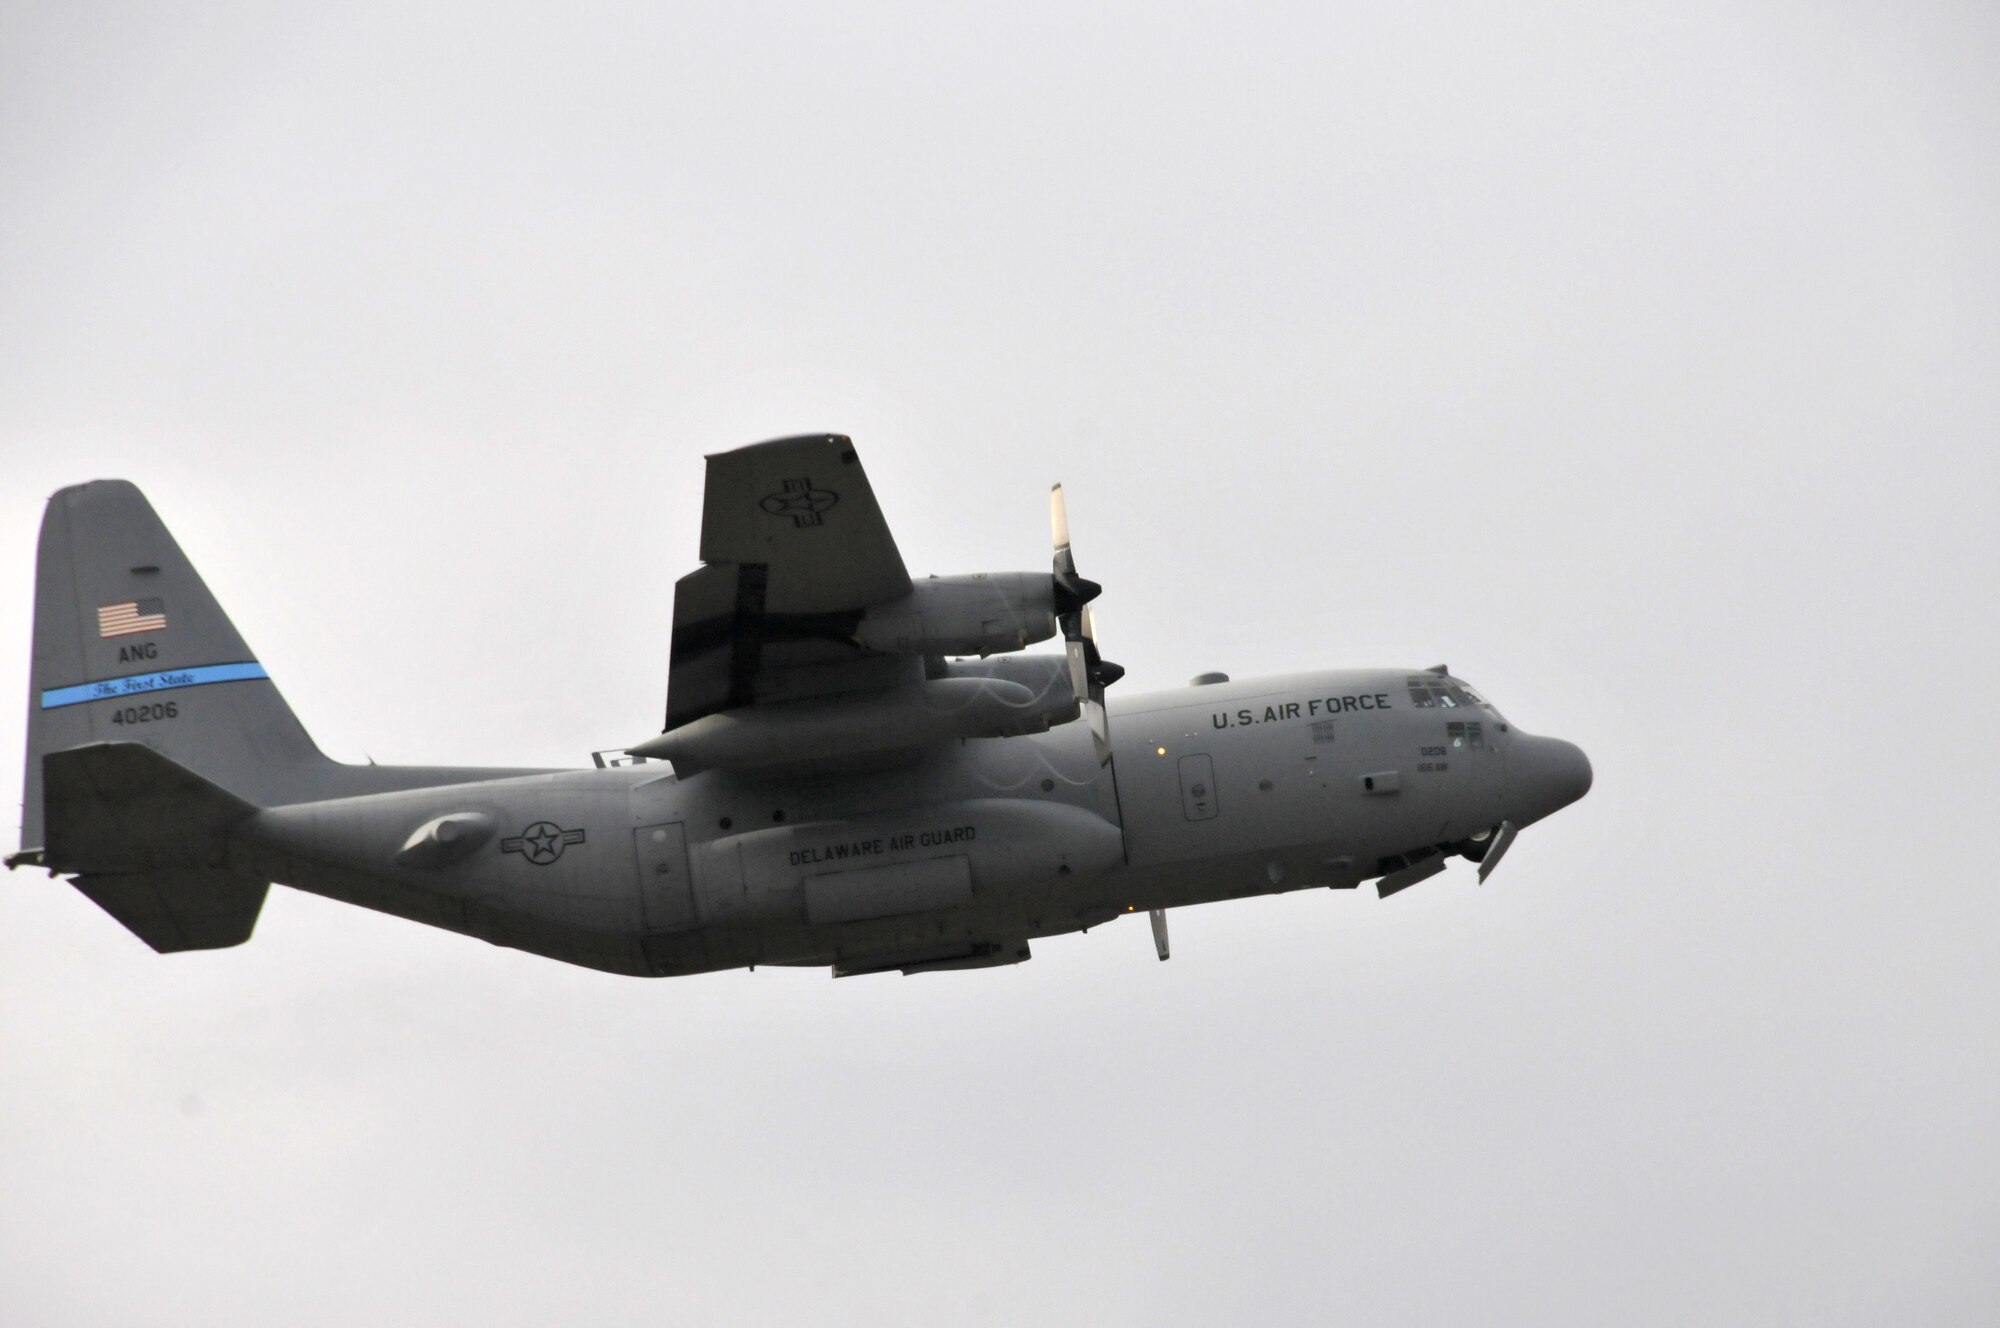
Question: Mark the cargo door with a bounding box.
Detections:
[635,822,697,931]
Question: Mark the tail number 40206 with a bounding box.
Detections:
[110,701,178,725]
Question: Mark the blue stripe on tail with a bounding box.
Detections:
[40,662,270,709]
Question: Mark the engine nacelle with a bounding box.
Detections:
[628,672,1077,773]
[937,653,1076,713]
[851,573,1057,657]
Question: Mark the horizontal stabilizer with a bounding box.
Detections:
[70,868,268,952]
[43,742,255,874]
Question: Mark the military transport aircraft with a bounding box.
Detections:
[9,435,1590,976]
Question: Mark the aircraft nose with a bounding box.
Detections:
[1508,733,1593,826]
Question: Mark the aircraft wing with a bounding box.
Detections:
[665,434,918,730]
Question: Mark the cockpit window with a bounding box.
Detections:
[1447,720,1485,750]
[1406,676,1450,707]
[1407,675,1489,710]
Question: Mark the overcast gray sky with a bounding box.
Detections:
[4,3,1998,1324]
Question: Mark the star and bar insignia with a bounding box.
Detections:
[758,477,839,528]
[500,821,587,865]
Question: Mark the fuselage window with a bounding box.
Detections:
[1447,720,1485,750]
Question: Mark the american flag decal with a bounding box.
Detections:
[97,599,167,637]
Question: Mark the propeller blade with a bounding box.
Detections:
[1066,636,1091,707]
[1150,908,1170,961]
[1051,483,1074,578]
[1050,483,1101,617]
[1049,481,1115,764]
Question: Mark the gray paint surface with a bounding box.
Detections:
[3,3,1999,1324]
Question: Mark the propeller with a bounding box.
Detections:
[1050,484,1123,762]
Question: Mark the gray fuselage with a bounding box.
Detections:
[237,667,1591,977]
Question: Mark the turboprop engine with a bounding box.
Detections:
[627,657,1079,774]
[849,572,1060,657]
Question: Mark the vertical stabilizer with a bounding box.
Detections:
[19,480,327,853]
